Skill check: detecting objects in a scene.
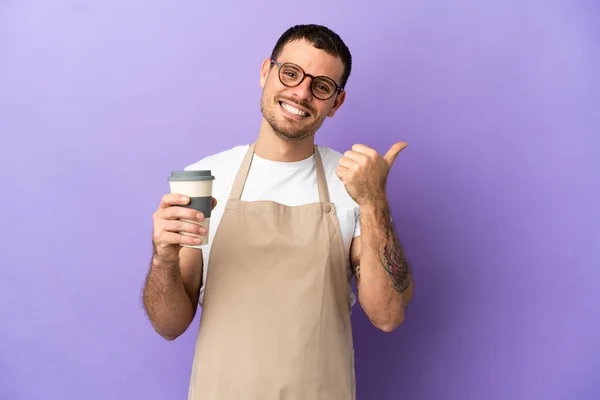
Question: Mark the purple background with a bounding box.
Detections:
[1,1,599,399]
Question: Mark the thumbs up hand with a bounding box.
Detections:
[336,142,408,206]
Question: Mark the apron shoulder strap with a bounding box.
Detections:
[314,146,331,204]
[228,143,256,201]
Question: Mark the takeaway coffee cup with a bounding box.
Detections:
[168,170,215,246]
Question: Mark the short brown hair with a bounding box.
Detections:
[270,24,352,89]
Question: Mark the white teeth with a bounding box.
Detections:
[281,102,307,117]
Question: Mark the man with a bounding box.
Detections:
[142,24,413,400]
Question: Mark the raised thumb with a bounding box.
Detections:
[383,142,408,166]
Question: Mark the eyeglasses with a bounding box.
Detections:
[270,59,343,100]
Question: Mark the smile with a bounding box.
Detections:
[279,101,309,118]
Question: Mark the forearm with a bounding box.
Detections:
[357,196,413,331]
[142,254,196,340]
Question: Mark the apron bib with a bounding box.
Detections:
[188,143,355,400]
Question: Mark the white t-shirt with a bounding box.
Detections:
[184,144,361,308]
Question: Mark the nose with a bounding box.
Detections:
[289,76,313,102]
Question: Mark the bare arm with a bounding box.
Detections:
[143,246,204,341]
[142,194,215,341]
[350,199,413,332]
[336,141,413,333]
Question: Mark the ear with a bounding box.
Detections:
[260,58,272,88]
[327,90,346,118]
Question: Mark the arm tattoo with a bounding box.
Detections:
[381,210,411,293]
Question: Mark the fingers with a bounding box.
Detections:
[160,194,217,213]
[163,205,205,221]
[165,219,206,235]
[157,231,203,247]
[336,165,349,182]
[343,149,368,163]
[351,144,378,158]
[160,193,190,209]
[338,156,356,169]
[158,220,206,244]
[154,194,211,249]
[153,213,206,247]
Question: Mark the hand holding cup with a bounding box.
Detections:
[152,170,216,261]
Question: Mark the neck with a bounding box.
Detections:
[254,119,316,162]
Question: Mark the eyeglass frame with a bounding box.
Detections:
[269,59,344,100]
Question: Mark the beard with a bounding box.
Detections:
[260,92,321,142]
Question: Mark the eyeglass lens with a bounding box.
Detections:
[278,63,337,99]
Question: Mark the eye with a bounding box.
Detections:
[313,80,334,95]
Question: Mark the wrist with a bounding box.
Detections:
[152,248,179,268]
[359,193,389,213]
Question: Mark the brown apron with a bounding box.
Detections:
[188,142,355,400]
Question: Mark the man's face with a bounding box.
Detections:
[259,39,346,142]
